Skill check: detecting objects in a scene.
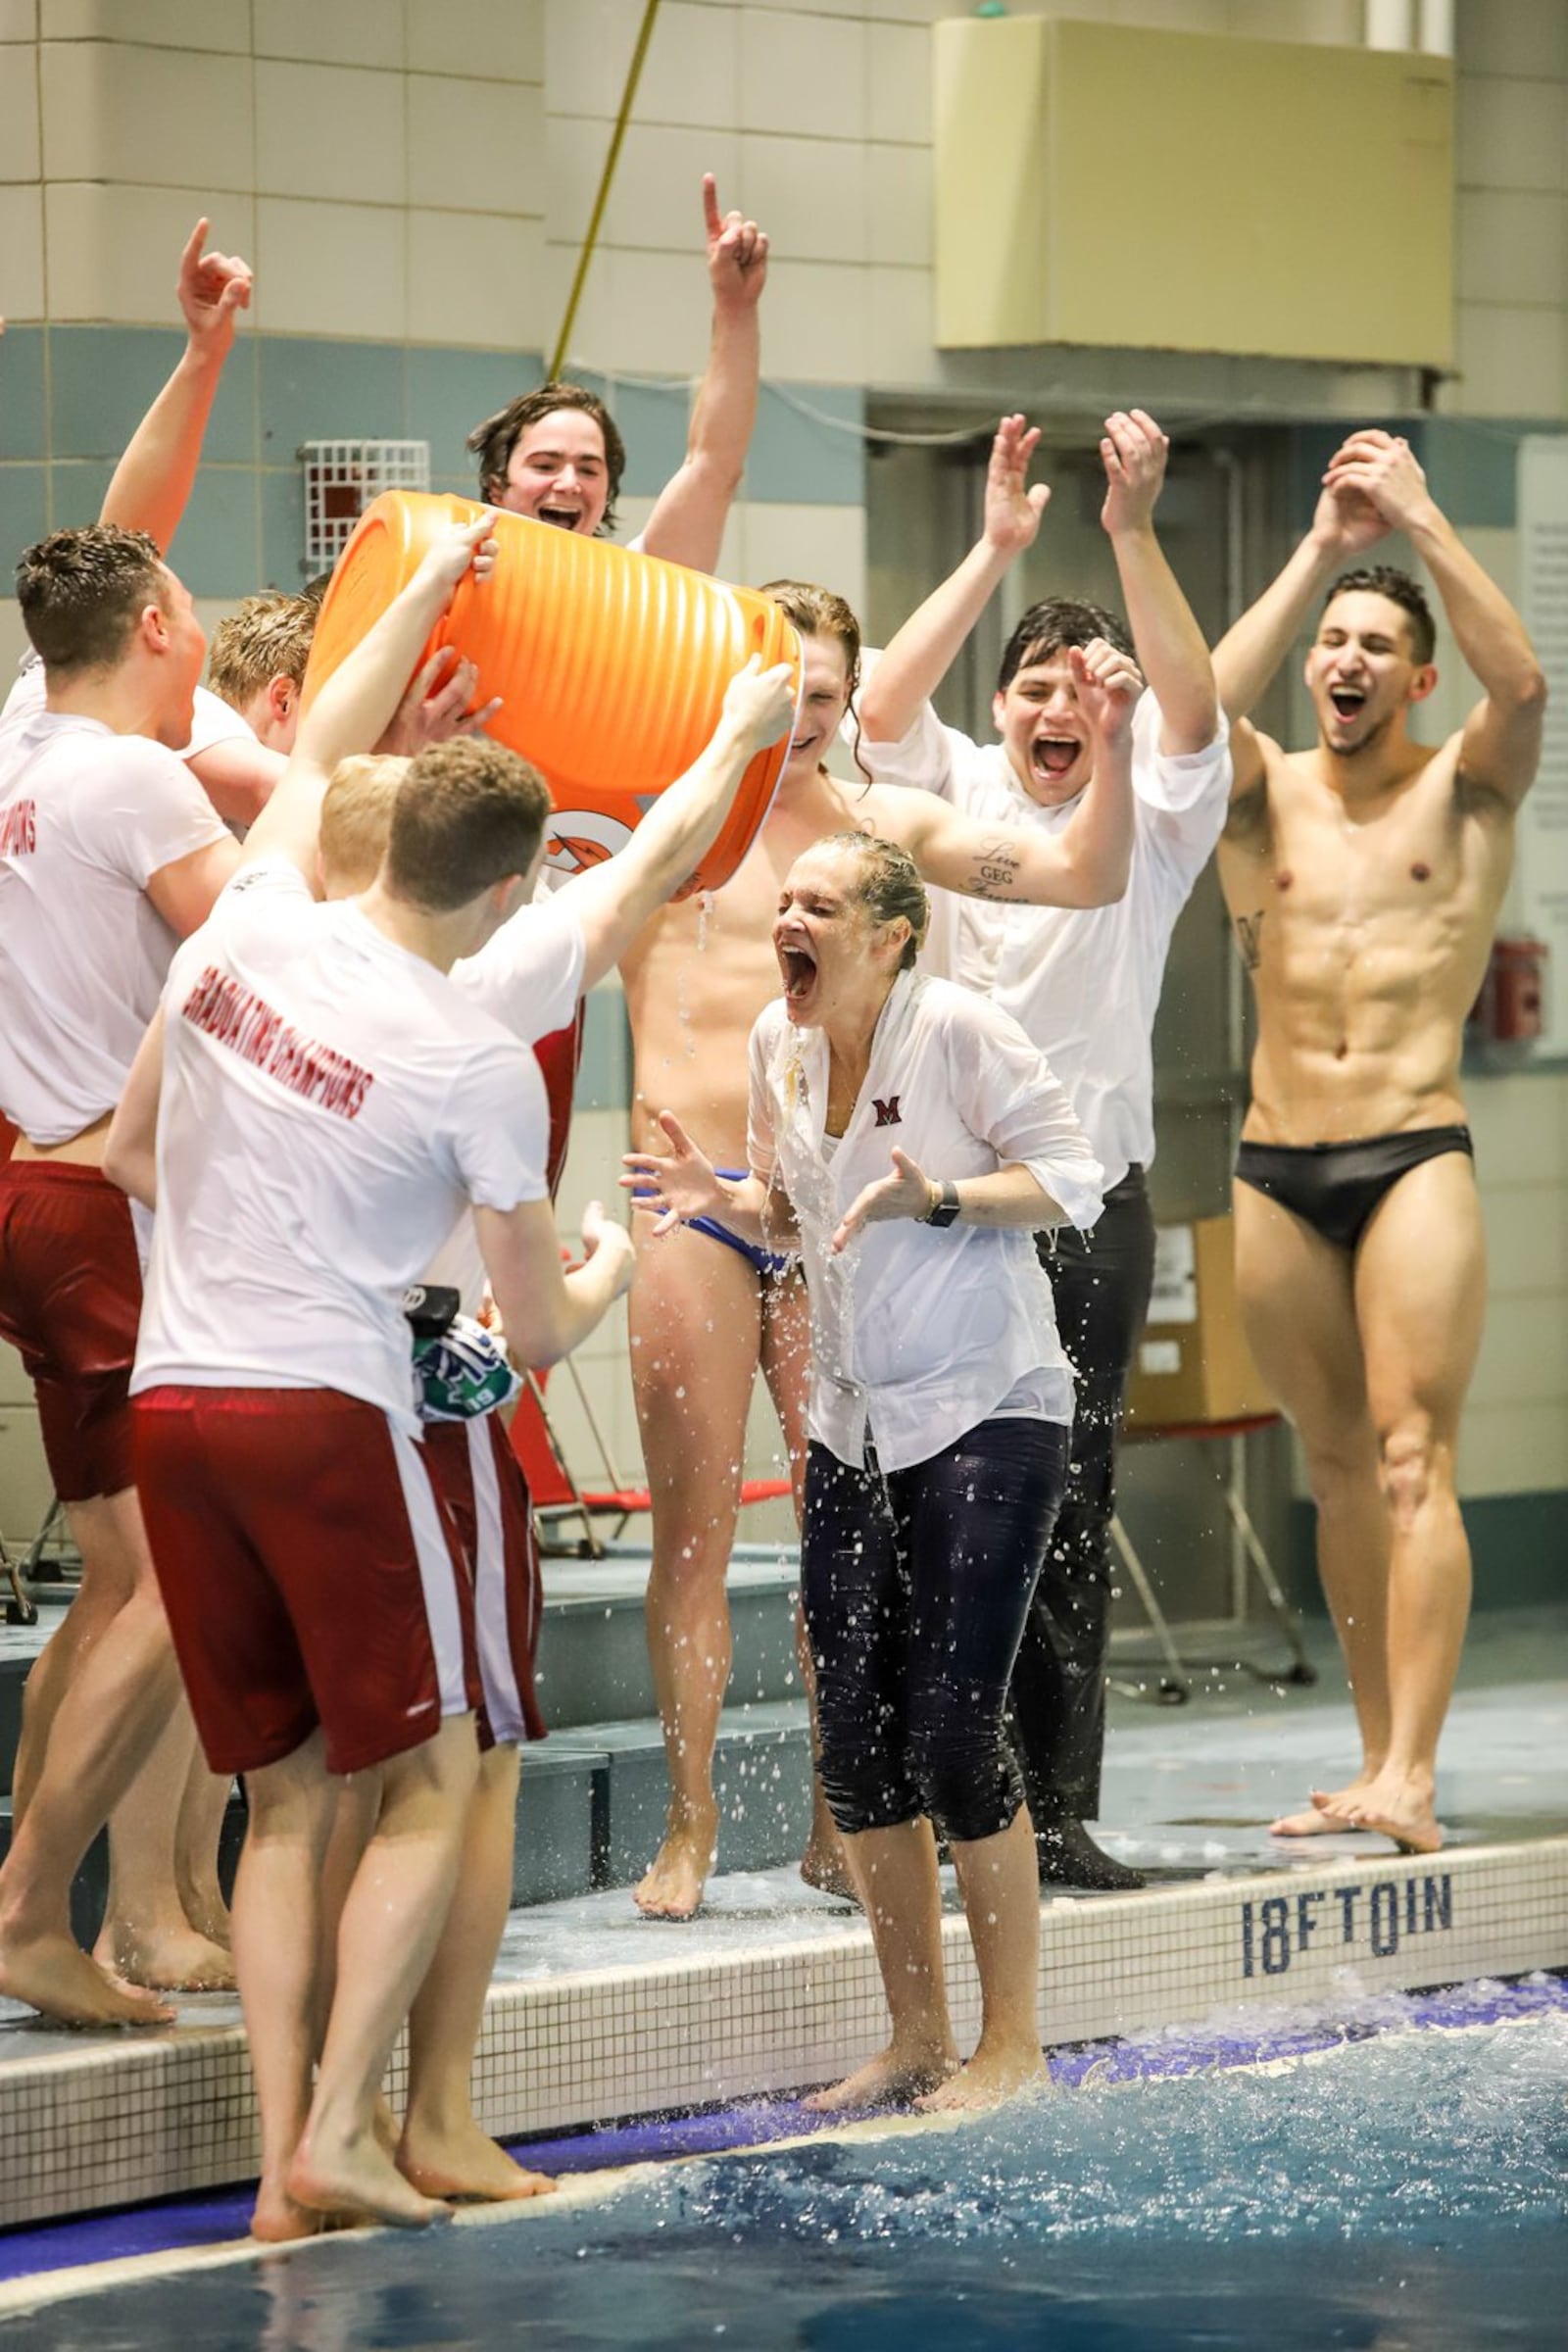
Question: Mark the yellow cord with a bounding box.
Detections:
[548,0,663,383]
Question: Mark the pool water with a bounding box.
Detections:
[5,1981,1567,2350]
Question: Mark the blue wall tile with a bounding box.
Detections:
[0,329,46,462]
[259,465,308,591]
[0,466,48,564]
[745,383,865,508]
[168,467,260,599]
[50,326,256,466]
[49,460,115,530]
[586,372,690,504]
[407,346,544,482]
[259,338,406,464]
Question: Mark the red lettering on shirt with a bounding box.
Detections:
[179,965,375,1123]
[0,801,37,858]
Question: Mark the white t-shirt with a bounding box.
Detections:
[424,893,589,1313]
[859,690,1232,1192]
[0,705,230,1144]
[747,969,1104,1474]
[4,655,256,767]
[132,860,550,1434]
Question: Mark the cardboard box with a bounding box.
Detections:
[1122,1214,1277,1432]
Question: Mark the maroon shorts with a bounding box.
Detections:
[422,1413,545,1746]
[535,1009,584,1203]
[0,1159,142,1501]
[132,1385,482,1778]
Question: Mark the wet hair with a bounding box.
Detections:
[997,597,1134,695]
[1323,566,1436,665]
[384,738,552,913]
[760,578,870,784]
[318,754,407,893]
[206,591,318,712]
[822,831,929,973]
[16,525,169,675]
[466,382,627,534]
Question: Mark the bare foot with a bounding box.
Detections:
[1270,1781,1373,1838]
[0,1930,175,2028]
[399,2118,557,2204]
[916,2039,1047,2115]
[633,1813,716,1921]
[179,1889,232,1951]
[1314,1773,1442,1855]
[803,2040,956,2113]
[94,1920,235,1993]
[799,1838,858,1904]
[250,2182,323,2244]
[288,2131,452,2230]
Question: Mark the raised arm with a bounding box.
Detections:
[858,415,1050,749]
[100,220,253,553]
[637,175,768,573]
[564,657,795,986]
[241,517,496,879]
[873,640,1139,909]
[1325,431,1546,810]
[1100,410,1216,756]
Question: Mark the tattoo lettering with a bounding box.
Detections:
[969,840,1023,901]
[1235,911,1266,971]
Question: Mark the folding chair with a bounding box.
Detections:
[509,1359,792,1559]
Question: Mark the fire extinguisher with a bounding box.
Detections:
[1468,936,1548,1045]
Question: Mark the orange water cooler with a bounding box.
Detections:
[303,492,801,895]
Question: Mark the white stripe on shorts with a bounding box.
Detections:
[468,1415,526,1745]
[390,1422,471,1721]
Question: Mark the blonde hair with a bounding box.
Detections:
[206,591,318,710]
[822,832,929,972]
[318,755,407,893]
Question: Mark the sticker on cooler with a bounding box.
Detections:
[543,808,635,875]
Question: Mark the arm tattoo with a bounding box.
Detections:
[1234,910,1265,971]
[967,839,1024,901]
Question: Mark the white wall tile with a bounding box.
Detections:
[740,8,864,141]
[1457,190,1568,310]
[1467,1294,1568,1409]
[548,0,739,130]
[0,180,40,313]
[407,0,545,82]
[41,0,248,48]
[546,115,738,254]
[1467,1070,1565,1184]
[254,196,406,338]
[46,182,257,320]
[750,255,867,382]
[867,140,930,270]
[863,260,937,388]
[1479,1179,1566,1296]
[0,49,38,180]
[1457,74,1568,195]
[545,0,642,117]
[409,207,544,349]
[41,40,254,190]
[407,74,545,217]
[0,0,34,36]
[743,500,867,624]
[739,135,866,268]
[1456,0,1568,82]
[553,241,714,377]
[256,61,407,207]
[1442,302,1568,419]
[1458,1398,1568,1495]
[0,1405,52,1542]
[254,0,404,69]
[867,20,929,147]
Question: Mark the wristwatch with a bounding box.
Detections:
[921,1181,961,1229]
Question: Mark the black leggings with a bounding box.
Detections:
[801,1419,1068,1847]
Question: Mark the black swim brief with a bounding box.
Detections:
[1234,1125,1474,1255]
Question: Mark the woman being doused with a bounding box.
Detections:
[624,832,1102,2111]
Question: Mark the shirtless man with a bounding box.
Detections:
[622,576,1139,1918]
[1215,430,1545,1855]
[0,524,240,2025]
[468,174,765,575]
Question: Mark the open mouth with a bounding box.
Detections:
[777,943,817,1004]
[537,505,584,531]
[1032,736,1083,781]
[1329,687,1368,720]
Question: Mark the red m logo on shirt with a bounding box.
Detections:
[872,1096,902,1128]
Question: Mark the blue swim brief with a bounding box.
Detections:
[690,1168,796,1281]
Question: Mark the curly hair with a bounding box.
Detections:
[1323,566,1436,664]
[466,383,627,534]
[16,525,167,674]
